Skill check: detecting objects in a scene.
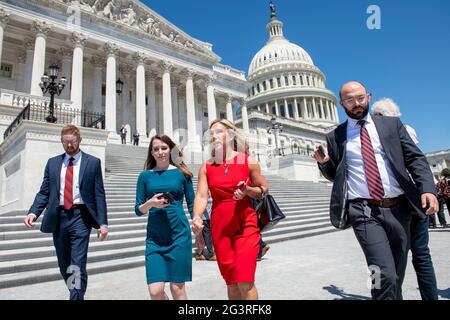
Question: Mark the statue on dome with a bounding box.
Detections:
[269,0,276,18]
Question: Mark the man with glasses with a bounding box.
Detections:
[24,124,108,300]
[313,81,438,300]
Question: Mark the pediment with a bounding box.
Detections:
[30,0,220,62]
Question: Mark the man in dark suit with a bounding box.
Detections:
[313,81,438,300]
[24,124,108,300]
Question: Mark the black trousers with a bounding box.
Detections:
[53,206,92,300]
[348,198,411,300]
[200,220,214,259]
[410,215,438,300]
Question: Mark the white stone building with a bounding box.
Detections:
[234,4,339,181]
[426,149,450,180]
[0,0,248,151]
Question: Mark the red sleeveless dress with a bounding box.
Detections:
[206,152,261,285]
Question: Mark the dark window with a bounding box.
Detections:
[277,78,281,87]
[263,82,267,91]
[252,87,255,95]
[280,105,286,117]
[292,76,296,85]
[204,112,208,117]
[0,63,12,78]
[272,106,276,115]
[288,104,294,118]
[269,79,273,89]
[101,84,106,96]
[220,112,226,119]
[129,90,132,102]
[145,95,148,105]
[284,76,289,85]
[300,76,304,86]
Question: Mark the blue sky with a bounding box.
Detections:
[144,0,450,153]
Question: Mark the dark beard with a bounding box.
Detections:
[345,102,369,120]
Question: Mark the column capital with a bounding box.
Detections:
[206,74,216,86]
[133,52,147,65]
[226,94,233,103]
[103,42,118,56]
[90,56,105,68]
[182,68,196,80]
[160,60,173,72]
[32,20,52,38]
[17,51,26,64]
[71,32,88,48]
[0,9,10,28]
[59,47,73,59]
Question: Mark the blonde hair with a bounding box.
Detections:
[372,98,402,117]
[208,119,249,156]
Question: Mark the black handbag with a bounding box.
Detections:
[253,194,286,232]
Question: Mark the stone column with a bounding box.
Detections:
[120,65,132,134]
[90,56,104,114]
[161,60,173,137]
[284,98,290,118]
[30,21,51,96]
[265,103,270,114]
[0,10,10,64]
[240,100,249,132]
[303,97,309,119]
[171,83,179,143]
[293,98,300,120]
[206,75,217,125]
[146,72,157,138]
[184,69,200,150]
[311,98,317,119]
[104,42,118,132]
[319,99,326,120]
[226,94,233,122]
[70,32,87,111]
[273,76,278,89]
[22,38,34,93]
[274,100,280,116]
[59,48,72,100]
[134,52,147,141]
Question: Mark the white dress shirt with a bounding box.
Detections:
[60,151,84,206]
[346,113,404,200]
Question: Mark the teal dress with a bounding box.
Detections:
[134,168,194,284]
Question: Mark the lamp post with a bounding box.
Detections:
[266,116,283,156]
[39,64,66,123]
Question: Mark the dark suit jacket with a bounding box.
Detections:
[319,115,435,229]
[28,151,108,233]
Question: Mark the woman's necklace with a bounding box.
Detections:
[223,162,229,175]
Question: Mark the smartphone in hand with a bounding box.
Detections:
[317,145,326,158]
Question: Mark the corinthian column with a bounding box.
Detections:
[146,72,157,138]
[161,60,173,137]
[70,32,87,111]
[184,69,200,150]
[22,38,34,93]
[226,94,234,122]
[59,48,72,100]
[30,21,51,96]
[134,52,147,140]
[0,9,10,64]
[90,56,104,114]
[240,99,249,132]
[104,42,118,132]
[206,75,217,125]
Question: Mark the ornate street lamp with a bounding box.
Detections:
[39,64,66,123]
[266,116,283,156]
[116,78,124,95]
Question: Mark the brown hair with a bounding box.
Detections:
[145,134,193,178]
[208,119,249,156]
[61,124,81,139]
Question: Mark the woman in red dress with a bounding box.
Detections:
[192,119,269,300]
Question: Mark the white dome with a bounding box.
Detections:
[248,38,314,76]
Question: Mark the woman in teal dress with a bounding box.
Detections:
[135,134,194,300]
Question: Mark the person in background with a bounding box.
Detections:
[133,129,140,146]
[120,124,127,144]
[194,191,216,261]
[436,168,450,228]
[371,97,439,300]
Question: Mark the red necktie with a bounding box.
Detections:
[358,120,385,201]
[64,157,75,210]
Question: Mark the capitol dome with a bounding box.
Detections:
[248,33,314,76]
[241,2,339,129]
